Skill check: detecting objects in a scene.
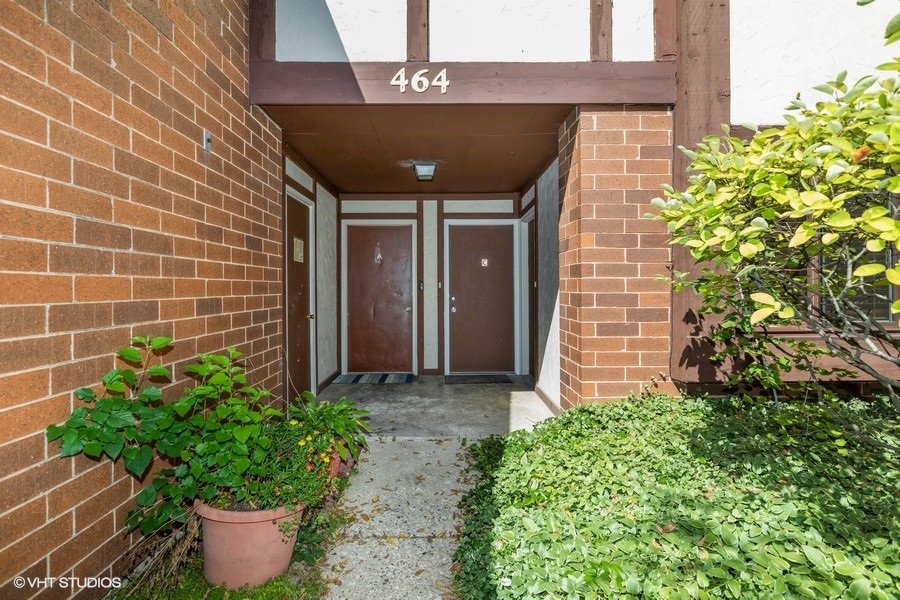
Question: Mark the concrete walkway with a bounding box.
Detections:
[310,376,554,599]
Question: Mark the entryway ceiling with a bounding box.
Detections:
[262,104,574,194]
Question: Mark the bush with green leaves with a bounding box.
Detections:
[454,393,899,599]
[649,11,900,409]
[46,336,350,535]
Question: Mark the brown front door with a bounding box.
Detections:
[346,224,414,372]
[447,223,515,373]
[286,195,313,396]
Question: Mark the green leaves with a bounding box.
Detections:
[649,52,900,397]
[123,444,153,477]
[47,335,332,535]
[455,395,900,599]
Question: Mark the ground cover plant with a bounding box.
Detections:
[454,393,899,599]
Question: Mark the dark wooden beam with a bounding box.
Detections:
[249,0,276,61]
[670,0,731,384]
[407,0,429,62]
[590,0,613,61]
[250,61,675,105]
[655,0,677,61]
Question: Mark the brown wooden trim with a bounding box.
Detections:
[416,201,425,373]
[251,60,675,105]
[670,0,731,384]
[407,0,429,62]
[436,200,445,374]
[655,0,677,61]
[590,0,613,61]
[340,192,518,202]
[250,0,276,61]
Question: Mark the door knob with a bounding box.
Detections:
[451,306,456,313]
[405,307,412,312]
[306,314,315,320]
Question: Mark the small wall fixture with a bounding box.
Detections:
[412,161,437,182]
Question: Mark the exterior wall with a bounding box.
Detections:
[0,1,283,597]
[430,0,590,62]
[557,106,677,407]
[315,185,338,386]
[535,160,561,408]
[275,0,406,62]
[731,0,896,124]
[612,0,655,62]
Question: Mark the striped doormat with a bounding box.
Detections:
[333,373,418,384]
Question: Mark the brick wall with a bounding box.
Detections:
[558,105,677,408]
[0,1,283,597]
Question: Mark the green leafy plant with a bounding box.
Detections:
[454,393,900,599]
[290,390,371,462]
[650,46,900,410]
[47,336,354,535]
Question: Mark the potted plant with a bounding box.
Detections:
[291,390,371,479]
[46,335,368,589]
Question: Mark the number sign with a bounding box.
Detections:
[390,68,449,94]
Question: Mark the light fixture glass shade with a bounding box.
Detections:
[412,161,437,182]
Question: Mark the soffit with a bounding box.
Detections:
[263,104,575,195]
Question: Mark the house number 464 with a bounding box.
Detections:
[390,68,449,94]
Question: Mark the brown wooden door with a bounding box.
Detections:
[346,225,414,372]
[286,196,312,396]
[447,223,515,373]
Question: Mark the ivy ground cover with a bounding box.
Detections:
[454,394,899,599]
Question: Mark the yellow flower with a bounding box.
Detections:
[323,455,331,463]
[306,435,312,441]
[298,440,307,446]
[289,419,299,426]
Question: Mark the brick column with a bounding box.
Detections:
[558,105,678,408]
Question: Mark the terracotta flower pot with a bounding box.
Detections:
[195,502,304,589]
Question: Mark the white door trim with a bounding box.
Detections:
[519,207,535,378]
[443,219,522,374]
[286,185,317,388]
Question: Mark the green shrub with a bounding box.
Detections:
[454,394,899,599]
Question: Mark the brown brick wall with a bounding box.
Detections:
[558,105,677,408]
[0,1,283,597]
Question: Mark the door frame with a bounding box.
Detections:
[443,219,522,374]
[286,185,317,391]
[340,219,418,374]
[520,207,535,378]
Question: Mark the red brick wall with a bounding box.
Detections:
[0,1,283,597]
[558,105,677,408]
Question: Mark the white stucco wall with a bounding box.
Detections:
[536,160,560,408]
[612,0,655,62]
[430,0,590,62]
[731,0,897,125]
[316,186,339,384]
[276,0,406,62]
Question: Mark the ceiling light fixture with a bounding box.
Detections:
[412,161,437,182]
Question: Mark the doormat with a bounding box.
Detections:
[444,374,513,385]
[333,373,418,384]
